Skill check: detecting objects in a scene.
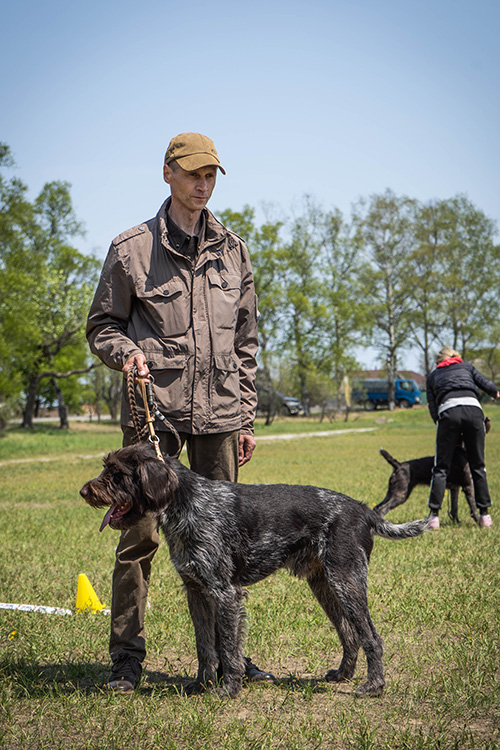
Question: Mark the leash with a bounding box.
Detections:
[126,368,182,460]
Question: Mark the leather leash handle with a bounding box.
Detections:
[137,376,165,462]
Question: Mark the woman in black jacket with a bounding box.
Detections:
[426,347,499,529]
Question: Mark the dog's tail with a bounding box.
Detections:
[369,513,430,539]
[379,448,400,469]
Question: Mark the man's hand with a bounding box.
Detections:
[239,434,256,467]
[123,352,150,378]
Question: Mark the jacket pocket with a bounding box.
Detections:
[135,279,190,336]
[206,268,241,333]
[143,351,190,420]
[210,352,241,419]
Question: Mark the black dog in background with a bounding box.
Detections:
[374,416,490,523]
[81,442,428,699]
[374,447,479,522]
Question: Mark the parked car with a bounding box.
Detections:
[257,387,302,416]
[276,393,302,416]
[351,378,421,410]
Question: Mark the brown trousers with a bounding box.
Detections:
[109,427,240,663]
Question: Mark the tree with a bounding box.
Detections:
[318,206,369,410]
[0,144,34,411]
[220,199,366,417]
[0,146,101,428]
[404,199,449,375]
[85,366,122,422]
[354,190,417,409]
[275,197,331,415]
[218,205,284,399]
[436,195,500,358]
[469,322,500,382]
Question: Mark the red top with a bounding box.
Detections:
[436,356,463,369]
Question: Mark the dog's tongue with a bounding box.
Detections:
[99,507,115,532]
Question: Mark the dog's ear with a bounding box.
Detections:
[136,457,179,513]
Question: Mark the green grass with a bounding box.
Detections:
[1,407,499,749]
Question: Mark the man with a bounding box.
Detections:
[87,132,274,691]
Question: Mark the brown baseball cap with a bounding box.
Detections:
[164,132,226,174]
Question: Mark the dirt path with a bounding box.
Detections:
[0,427,376,466]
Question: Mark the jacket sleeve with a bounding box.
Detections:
[86,243,143,371]
[470,364,498,399]
[426,373,438,423]
[234,241,259,435]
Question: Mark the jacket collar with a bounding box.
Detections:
[157,198,228,246]
[436,356,463,368]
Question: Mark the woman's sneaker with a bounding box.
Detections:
[428,514,440,530]
[479,514,493,528]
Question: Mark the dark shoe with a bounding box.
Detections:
[244,656,276,683]
[105,653,142,693]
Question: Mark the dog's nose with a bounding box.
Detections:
[80,484,89,498]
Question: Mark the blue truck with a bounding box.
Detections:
[351,378,421,410]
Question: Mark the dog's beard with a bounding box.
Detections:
[80,443,179,532]
[80,472,137,531]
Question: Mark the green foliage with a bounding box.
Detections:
[220,198,367,414]
[436,195,500,357]
[0,143,100,425]
[354,190,418,394]
[218,205,284,366]
[404,199,449,374]
[221,192,500,411]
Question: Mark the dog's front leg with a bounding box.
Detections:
[184,583,218,694]
[213,585,246,699]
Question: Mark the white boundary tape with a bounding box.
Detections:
[0,602,110,615]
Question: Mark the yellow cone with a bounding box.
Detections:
[76,574,105,612]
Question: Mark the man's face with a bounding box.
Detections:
[163,163,217,214]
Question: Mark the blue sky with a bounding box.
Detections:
[2,0,499,369]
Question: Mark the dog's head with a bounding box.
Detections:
[80,442,179,531]
[374,448,411,513]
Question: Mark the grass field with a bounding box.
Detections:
[1,408,499,749]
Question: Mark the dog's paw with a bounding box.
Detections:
[183,679,207,696]
[354,680,385,697]
[213,682,241,699]
[183,677,241,699]
[324,668,350,683]
[218,675,242,699]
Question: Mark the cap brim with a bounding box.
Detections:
[174,154,226,175]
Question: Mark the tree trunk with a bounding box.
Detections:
[21,375,40,429]
[52,377,69,430]
[387,352,397,411]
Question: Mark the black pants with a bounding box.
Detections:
[428,405,491,514]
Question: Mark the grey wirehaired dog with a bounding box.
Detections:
[80,442,429,699]
[374,447,479,523]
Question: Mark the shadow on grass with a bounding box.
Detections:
[1,657,346,698]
